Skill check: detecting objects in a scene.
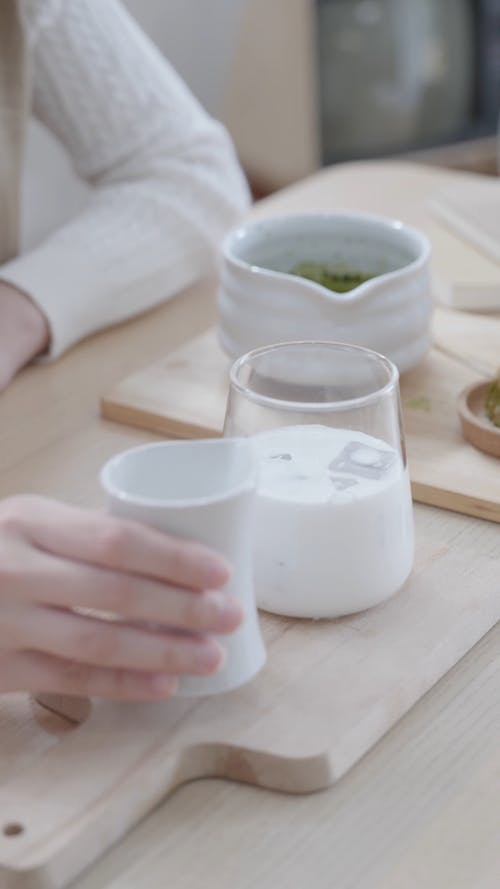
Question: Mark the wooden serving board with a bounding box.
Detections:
[1,503,499,888]
[101,311,500,524]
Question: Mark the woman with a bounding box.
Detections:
[0,0,249,386]
[0,0,249,699]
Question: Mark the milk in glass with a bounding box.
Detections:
[253,425,414,617]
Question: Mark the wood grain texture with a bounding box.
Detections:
[0,163,499,889]
[1,502,499,888]
[68,624,500,889]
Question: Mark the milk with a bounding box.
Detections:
[253,425,414,618]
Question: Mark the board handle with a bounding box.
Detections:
[34,693,91,725]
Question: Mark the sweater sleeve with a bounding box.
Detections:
[0,0,250,358]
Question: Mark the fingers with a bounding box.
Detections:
[3,549,244,634]
[1,651,179,701]
[4,604,226,675]
[5,496,230,591]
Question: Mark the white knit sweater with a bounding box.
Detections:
[0,0,250,358]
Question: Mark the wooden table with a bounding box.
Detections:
[1,162,499,889]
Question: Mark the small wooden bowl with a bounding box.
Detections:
[458,381,500,459]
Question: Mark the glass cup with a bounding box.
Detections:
[223,341,414,618]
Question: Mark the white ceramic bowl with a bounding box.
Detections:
[217,212,433,373]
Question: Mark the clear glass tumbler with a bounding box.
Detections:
[223,341,414,618]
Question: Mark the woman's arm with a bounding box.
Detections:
[0,0,250,359]
[0,281,49,390]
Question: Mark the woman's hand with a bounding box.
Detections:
[0,496,243,700]
[0,283,49,390]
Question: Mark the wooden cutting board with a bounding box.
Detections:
[1,502,499,888]
[101,311,500,524]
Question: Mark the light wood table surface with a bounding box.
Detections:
[1,162,499,889]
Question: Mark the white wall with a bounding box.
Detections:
[124,0,247,114]
[22,0,248,250]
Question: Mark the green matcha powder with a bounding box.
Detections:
[290,262,373,293]
[486,379,500,428]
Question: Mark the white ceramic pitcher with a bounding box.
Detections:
[217,212,432,374]
[100,439,266,697]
